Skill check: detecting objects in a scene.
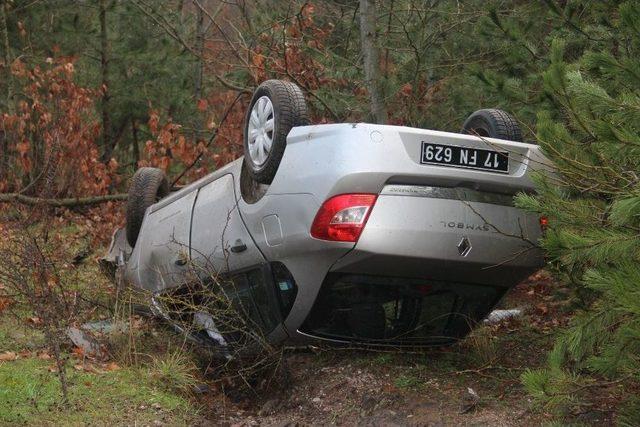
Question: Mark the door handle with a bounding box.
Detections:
[230,239,247,253]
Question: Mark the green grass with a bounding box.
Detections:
[0,292,202,425]
[0,357,198,426]
[0,222,202,426]
[150,349,199,394]
[394,373,422,389]
[0,314,44,352]
[0,308,202,426]
[371,353,395,366]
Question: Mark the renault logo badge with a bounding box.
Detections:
[457,236,472,257]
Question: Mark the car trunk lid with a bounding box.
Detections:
[331,184,543,286]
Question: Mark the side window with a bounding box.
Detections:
[216,263,297,341]
[228,267,281,336]
[271,262,298,319]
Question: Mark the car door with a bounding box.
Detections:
[131,190,197,292]
[190,173,265,275]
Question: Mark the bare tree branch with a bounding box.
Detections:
[0,193,127,207]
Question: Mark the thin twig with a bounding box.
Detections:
[171,92,243,186]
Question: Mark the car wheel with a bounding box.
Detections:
[243,80,310,184]
[462,109,523,142]
[126,167,170,247]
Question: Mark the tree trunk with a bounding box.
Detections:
[359,0,387,124]
[194,0,204,101]
[0,0,10,107]
[99,0,113,162]
[131,118,140,170]
[0,0,11,182]
[193,0,205,142]
[45,328,69,404]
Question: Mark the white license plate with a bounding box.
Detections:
[420,142,509,173]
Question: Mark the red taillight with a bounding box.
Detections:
[539,216,549,231]
[310,194,378,242]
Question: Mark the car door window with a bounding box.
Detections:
[226,266,282,337]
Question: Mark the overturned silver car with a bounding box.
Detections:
[109,80,553,348]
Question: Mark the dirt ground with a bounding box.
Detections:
[200,353,538,426]
[193,272,605,426]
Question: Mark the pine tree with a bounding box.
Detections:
[515,2,640,421]
[6,0,198,166]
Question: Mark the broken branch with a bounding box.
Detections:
[0,193,127,207]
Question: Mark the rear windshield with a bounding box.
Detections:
[301,274,506,346]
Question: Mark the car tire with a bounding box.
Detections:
[462,109,523,142]
[243,80,310,184]
[126,167,170,247]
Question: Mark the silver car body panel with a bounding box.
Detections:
[124,123,553,345]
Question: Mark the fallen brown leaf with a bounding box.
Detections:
[26,317,42,325]
[74,363,99,373]
[0,351,17,361]
[103,362,121,372]
[0,297,12,312]
[71,346,85,358]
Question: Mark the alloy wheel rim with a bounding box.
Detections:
[247,96,275,167]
